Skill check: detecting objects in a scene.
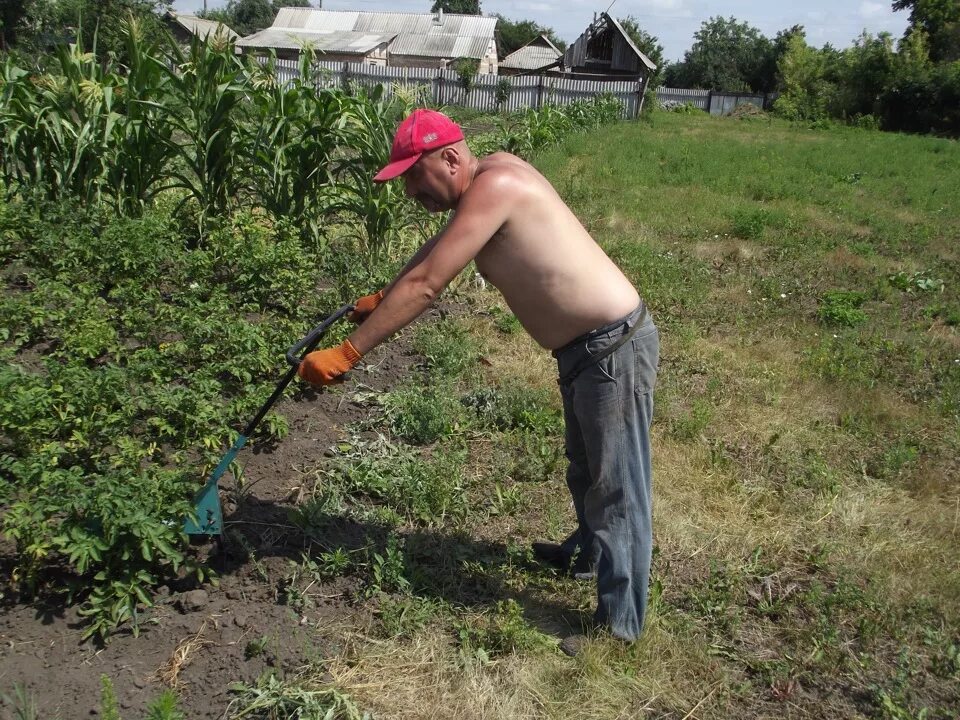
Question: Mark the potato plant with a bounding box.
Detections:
[0,26,625,641]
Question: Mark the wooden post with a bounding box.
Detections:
[536,74,544,109]
[635,74,651,119]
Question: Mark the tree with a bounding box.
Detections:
[831,31,896,119]
[892,0,960,62]
[5,0,171,60]
[199,0,311,37]
[666,16,771,92]
[617,16,664,85]
[755,24,806,93]
[494,15,565,58]
[430,0,481,14]
[772,33,831,120]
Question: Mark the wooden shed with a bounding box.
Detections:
[499,35,562,76]
[561,12,656,79]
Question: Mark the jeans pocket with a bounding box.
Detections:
[585,336,618,382]
[632,327,659,395]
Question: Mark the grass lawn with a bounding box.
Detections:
[307,111,960,719]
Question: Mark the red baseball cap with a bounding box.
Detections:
[373,109,464,182]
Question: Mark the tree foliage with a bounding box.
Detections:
[617,16,664,85]
[664,16,771,92]
[430,0,481,14]
[1,0,170,60]
[494,15,565,58]
[772,33,830,120]
[893,0,960,62]
[200,0,311,37]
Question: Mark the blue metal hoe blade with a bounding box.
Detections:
[184,434,248,535]
[181,304,353,537]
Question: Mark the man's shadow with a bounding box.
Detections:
[208,490,590,641]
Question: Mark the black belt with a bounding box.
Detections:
[558,305,648,385]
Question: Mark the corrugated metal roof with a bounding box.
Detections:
[237,29,392,54]
[270,9,495,37]
[275,8,358,32]
[501,36,561,70]
[167,12,239,40]
[387,33,490,59]
[240,9,495,60]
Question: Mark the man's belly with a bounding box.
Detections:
[498,287,641,350]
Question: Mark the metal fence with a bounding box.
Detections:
[655,86,710,111]
[268,58,645,117]
[264,59,773,118]
[654,86,774,114]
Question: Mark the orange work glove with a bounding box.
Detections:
[298,340,362,386]
[348,289,385,323]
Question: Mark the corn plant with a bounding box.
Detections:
[326,86,434,263]
[0,37,121,204]
[105,15,176,215]
[151,34,246,230]
[240,53,352,243]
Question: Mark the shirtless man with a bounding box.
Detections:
[299,109,660,652]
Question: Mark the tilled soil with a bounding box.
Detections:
[0,313,434,720]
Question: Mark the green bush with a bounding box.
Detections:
[817,290,868,326]
[383,382,465,445]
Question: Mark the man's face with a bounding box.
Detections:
[402,147,455,213]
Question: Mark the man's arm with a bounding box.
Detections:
[382,234,443,295]
[348,170,514,355]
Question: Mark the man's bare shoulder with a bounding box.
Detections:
[470,152,549,198]
[478,151,538,175]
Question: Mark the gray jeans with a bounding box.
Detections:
[552,304,659,641]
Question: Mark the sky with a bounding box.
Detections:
[172,0,911,63]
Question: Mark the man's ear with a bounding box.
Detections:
[440,146,462,174]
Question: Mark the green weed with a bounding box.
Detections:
[817,290,868,327]
[455,599,553,662]
[376,595,442,638]
[227,673,368,720]
[383,382,465,445]
[461,385,561,434]
[143,689,186,720]
[365,534,411,597]
[412,318,478,376]
[244,636,270,660]
[100,675,120,720]
[0,684,40,720]
[888,270,945,294]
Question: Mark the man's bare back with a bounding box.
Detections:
[338,136,640,359]
[470,152,639,349]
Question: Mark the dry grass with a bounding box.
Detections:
[155,618,213,689]
[325,617,729,720]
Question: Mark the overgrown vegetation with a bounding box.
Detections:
[0,27,623,644]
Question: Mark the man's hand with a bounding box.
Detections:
[348,290,384,323]
[298,340,362,386]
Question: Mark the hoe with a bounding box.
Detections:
[183,304,353,536]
